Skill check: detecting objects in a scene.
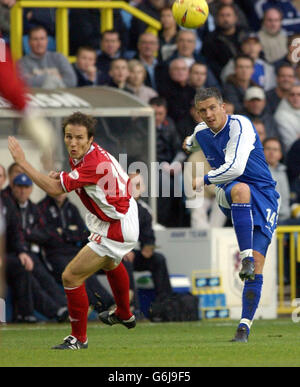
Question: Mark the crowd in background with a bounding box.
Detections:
[0,0,300,321]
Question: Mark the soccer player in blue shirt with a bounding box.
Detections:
[183,87,280,342]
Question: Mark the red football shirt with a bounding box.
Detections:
[60,143,131,241]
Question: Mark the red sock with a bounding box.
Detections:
[64,284,89,343]
[106,262,132,320]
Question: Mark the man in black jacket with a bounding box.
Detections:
[11,173,69,322]
[38,193,115,313]
[149,96,187,227]
[73,46,108,87]
[1,188,34,322]
[201,4,248,81]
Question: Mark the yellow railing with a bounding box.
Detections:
[10,0,162,62]
[277,225,300,314]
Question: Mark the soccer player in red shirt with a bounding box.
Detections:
[8,112,139,350]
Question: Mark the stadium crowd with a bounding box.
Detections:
[0,0,300,322]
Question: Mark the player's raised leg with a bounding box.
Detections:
[52,245,123,350]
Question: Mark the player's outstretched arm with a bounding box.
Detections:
[8,136,64,196]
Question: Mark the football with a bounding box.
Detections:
[172,0,209,29]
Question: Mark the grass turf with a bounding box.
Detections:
[0,319,300,367]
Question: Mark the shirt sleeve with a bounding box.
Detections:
[206,116,256,185]
[60,157,119,193]
[60,162,100,193]
[186,122,207,153]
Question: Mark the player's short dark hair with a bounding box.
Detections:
[101,29,120,40]
[275,62,295,76]
[7,162,20,177]
[109,57,128,71]
[263,6,283,21]
[262,137,283,149]
[216,4,237,16]
[234,54,254,66]
[194,87,224,105]
[62,112,97,139]
[149,96,168,108]
[28,25,48,38]
[76,46,97,57]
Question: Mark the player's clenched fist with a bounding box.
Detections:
[182,136,192,154]
[48,171,60,180]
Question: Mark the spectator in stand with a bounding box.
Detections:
[18,26,77,89]
[296,62,300,84]
[168,30,199,68]
[221,32,276,91]
[201,4,248,81]
[209,0,249,29]
[126,59,158,103]
[149,96,186,227]
[123,172,172,304]
[106,58,132,93]
[158,6,178,62]
[37,193,115,313]
[158,58,195,124]
[0,0,16,40]
[188,62,208,91]
[274,33,300,70]
[263,137,291,223]
[223,54,257,113]
[224,99,235,114]
[242,86,281,139]
[1,188,35,322]
[1,162,24,201]
[254,0,300,35]
[11,173,69,322]
[286,138,300,205]
[73,46,108,87]
[69,8,128,56]
[253,118,267,143]
[275,33,300,79]
[129,0,166,50]
[266,63,296,114]
[167,30,220,88]
[23,6,56,43]
[176,99,203,145]
[296,62,300,85]
[134,32,160,91]
[257,7,288,64]
[275,84,300,154]
[96,30,124,81]
[185,149,227,229]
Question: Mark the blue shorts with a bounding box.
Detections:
[215,181,280,257]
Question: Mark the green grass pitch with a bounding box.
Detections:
[1,319,300,367]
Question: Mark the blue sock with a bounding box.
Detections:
[231,203,254,262]
[239,274,263,335]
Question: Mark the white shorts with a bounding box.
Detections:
[87,197,139,264]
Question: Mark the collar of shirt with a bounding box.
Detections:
[72,144,95,166]
[19,201,29,209]
[209,115,230,137]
